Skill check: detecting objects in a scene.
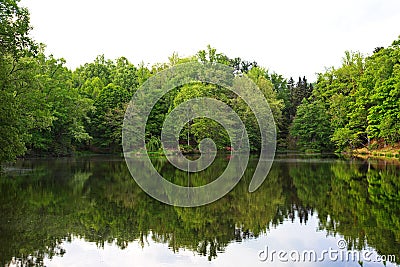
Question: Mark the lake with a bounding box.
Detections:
[0,154,399,267]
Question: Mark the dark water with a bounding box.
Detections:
[0,155,399,266]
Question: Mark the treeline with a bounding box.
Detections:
[291,44,400,152]
[0,0,312,161]
[1,0,400,163]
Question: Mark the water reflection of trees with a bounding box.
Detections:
[290,159,400,262]
[0,156,398,265]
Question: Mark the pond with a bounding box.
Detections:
[0,154,399,266]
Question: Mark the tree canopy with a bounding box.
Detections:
[1,0,400,162]
[291,41,400,152]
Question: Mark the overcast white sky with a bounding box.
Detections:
[20,0,400,81]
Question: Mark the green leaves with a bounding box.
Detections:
[90,84,130,150]
[293,37,400,151]
[0,0,40,163]
[26,54,93,155]
[0,0,37,58]
[290,99,333,152]
[366,69,400,144]
[2,0,399,160]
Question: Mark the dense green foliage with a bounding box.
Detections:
[0,1,287,161]
[1,0,91,160]
[1,0,400,162]
[291,44,400,152]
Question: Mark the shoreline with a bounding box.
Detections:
[345,146,400,162]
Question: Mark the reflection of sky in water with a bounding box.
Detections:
[43,213,396,267]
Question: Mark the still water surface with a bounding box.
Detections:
[0,155,399,266]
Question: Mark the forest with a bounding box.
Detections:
[1,0,400,163]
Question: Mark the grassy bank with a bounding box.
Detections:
[347,142,400,161]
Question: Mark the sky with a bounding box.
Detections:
[20,0,400,81]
